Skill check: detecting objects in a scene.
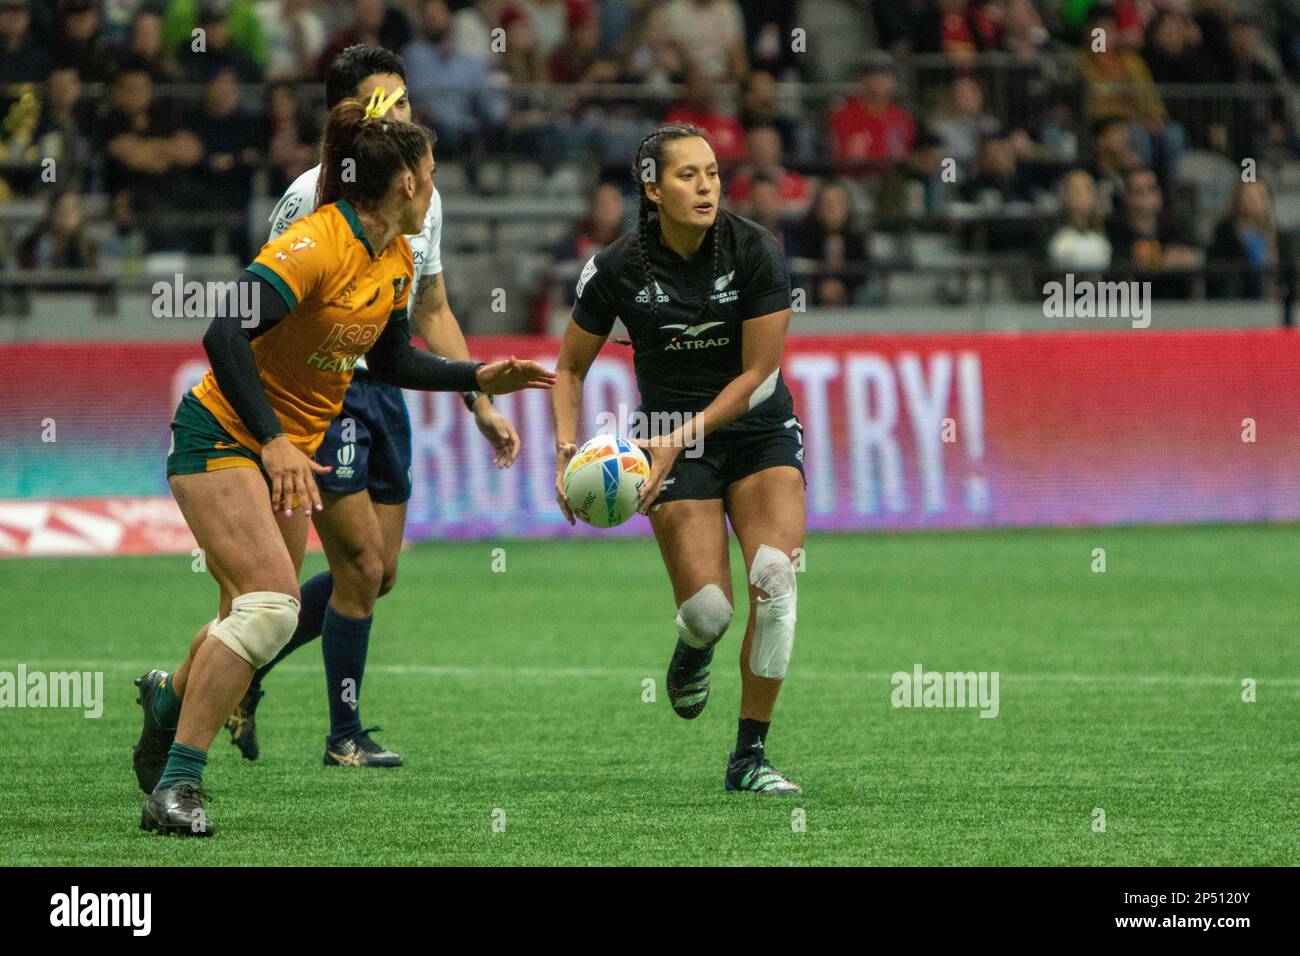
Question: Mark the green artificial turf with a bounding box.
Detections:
[1,525,1296,865]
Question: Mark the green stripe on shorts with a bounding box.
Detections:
[166,392,262,478]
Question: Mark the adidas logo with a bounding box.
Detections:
[636,280,670,305]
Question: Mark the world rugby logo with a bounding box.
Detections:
[336,443,357,479]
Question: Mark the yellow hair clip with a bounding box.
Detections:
[364,85,405,120]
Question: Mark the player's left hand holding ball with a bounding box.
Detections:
[476,357,556,395]
[633,438,683,515]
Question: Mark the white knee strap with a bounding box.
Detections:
[210,591,300,668]
[749,545,796,679]
[675,584,732,649]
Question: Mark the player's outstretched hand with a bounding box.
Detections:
[476,357,556,395]
[261,435,331,516]
[554,441,577,524]
[633,439,683,516]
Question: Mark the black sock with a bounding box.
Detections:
[322,603,372,742]
[252,571,333,687]
[736,718,770,758]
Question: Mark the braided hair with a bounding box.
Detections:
[630,123,725,326]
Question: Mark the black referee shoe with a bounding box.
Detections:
[324,727,402,767]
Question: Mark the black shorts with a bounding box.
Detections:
[314,372,413,505]
[651,417,805,504]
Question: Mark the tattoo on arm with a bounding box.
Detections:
[412,273,445,312]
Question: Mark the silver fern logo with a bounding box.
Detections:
[711,270,738,303]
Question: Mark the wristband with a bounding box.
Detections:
[462,389,493,411]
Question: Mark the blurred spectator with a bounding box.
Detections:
[255,0,326,81]
[933,77,1001,176]
[664,68,747,166]
[177,2,263,81]
[452,0,514,61]
[1078,5,1184,182]
[1106,167,1199,297]
[1140,9,1201,143]
[261,80,314,196]
[318,0,410,79]
[101,60,203,250]
[190,66,259,255]
[52,0,113,82]
[744,175,789,245]
[898,127,949,218]
[1223,15,1284,160]
[739,69,813,163]
[404,0,506,157]
[911,0,998,60]
[262,80,316,195]
[499,6,547,84]
[35,67,93,191]
[960,134,1035,205]
[1107,0,1151,49]
[1088,116,1141,213]
[1142,10,1200,85]
[998,0,1060,147]
[1046,168,1111,271]
[120,7,181,81]
[621,3,689,89]
[506,2,638,169]
[662,0,747,82]
[744,0,800,78]
[829,63,916,173]
[524,0,569,61]
[1191,0,1234,81]
[163,0,267,68]
[1207,180,1276,299]
[1002,0,1051,58]
[17,189,98,269]
[728,126,811,218]
[548,1,617,83]
[99,187,147,265]
[0,0,49,83]
[538,179,627,322]
[99,0,160,46]
[565,181,625,262]
[790,181,869,306]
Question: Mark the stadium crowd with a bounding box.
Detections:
[1,0,1299,323]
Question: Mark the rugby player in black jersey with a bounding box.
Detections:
[552,124,805,793]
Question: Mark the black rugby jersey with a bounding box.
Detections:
[572,210,795,434]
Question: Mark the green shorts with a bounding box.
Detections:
[166,392,264,479]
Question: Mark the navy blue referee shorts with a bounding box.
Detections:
[315,372,414,505]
